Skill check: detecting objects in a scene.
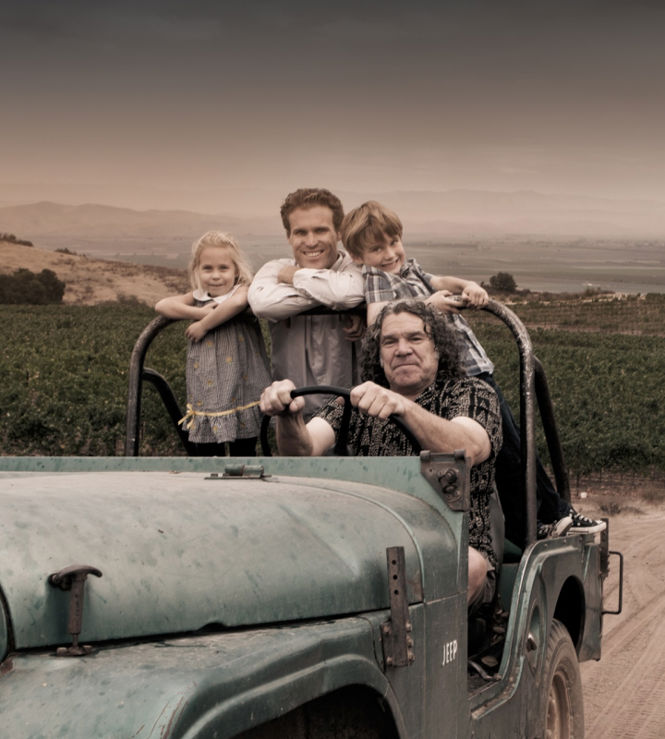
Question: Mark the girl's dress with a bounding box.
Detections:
[183,287,271,444]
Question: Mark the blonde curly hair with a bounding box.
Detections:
[188,231,253,292]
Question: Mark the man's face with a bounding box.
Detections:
[287,206,340,269]
[356,233,406,274]
[379,312,439,399]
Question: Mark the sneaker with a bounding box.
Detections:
[537,515,573,539]
[569,508,606,534]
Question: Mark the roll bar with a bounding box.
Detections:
[125,300,570,545]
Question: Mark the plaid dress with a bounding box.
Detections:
[185,294,271,443]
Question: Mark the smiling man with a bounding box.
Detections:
[248,188,365,417]
[260,300,503,609]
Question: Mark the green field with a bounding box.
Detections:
[1,296,664,486]
[470,298,665,483]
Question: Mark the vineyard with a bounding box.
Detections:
[1,295,664,488]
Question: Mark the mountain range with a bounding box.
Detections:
[1,188,664,255]
[1,191,664,295]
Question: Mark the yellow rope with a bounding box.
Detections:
[178,401,261,430]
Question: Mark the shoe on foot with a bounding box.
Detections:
[537,515,573,539]
[569,508,606,534]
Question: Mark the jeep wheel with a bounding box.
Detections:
[542,619,584,738]
[234,688,398,738]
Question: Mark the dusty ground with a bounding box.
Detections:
[1,241,188,305]
[575,481,665,738]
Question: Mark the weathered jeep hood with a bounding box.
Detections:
[0,466,457,651]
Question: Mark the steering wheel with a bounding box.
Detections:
[260,385,421,456]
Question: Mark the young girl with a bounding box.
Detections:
[155,231,271,456]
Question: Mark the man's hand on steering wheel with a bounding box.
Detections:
[259,381,421,456]
[350,382,409,420]
[259,379,306,416]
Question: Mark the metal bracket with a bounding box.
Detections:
[599,517,610,578]
[206,465,266,480]
[48,564,102,656]
[420,450,470,511]
[381,546,415,668]
[602,550,624,616]
[599,517,623,615]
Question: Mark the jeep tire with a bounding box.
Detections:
[541,619,585,738]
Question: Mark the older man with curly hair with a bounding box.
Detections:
[260,300,502,611]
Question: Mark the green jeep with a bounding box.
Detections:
[0,301,622,738]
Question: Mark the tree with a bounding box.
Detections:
[0,232,33,246]
[0,268,65,304]
[36,269,66,303]
[489,272,517,293]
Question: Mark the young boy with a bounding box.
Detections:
[340,200,605,543]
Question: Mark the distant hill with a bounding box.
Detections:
[0,201,281,267]
[0,240,188,305]
[0,201,278,238]
[2,194,665,294]
[1,189,665,262]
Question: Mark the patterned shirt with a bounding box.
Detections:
[318,377,503,568]
[362,259,495,377]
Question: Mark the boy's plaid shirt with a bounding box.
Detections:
[362,259,495,377]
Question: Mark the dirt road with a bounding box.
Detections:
[581,502,665,738]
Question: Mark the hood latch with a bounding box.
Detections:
[48,564,103,656]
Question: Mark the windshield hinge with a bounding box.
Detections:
[420,450,470,511]
[381,546,415,669]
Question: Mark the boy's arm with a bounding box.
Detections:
[365,284,485,325]
[363,268,404,325]
[362,267,466,325]
[366,292,476,325]
[429,275,488,307]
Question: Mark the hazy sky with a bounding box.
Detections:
[2,0,664,214]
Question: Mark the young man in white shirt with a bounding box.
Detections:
[248,188,365,418]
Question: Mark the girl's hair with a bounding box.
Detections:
[340,200,403,260]
[188,231,253,291]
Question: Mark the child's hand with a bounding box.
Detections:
[194,303,218,320]
[342,313,365,341]
[427,290,461,314]
[185,321,208,342]
[461,283,488,308]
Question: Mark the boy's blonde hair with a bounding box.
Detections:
[188,231,253,292]
[340,201,403,260]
